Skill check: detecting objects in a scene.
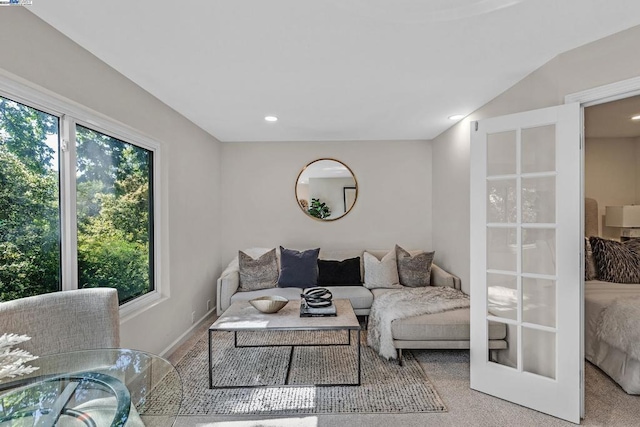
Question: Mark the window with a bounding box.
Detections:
[0,90,159,306]
[0,97,61,301]
[76,125,154,304]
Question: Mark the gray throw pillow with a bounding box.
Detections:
[238,249,279,291]
[584,237,597,281]
[278,246,320,288]
[395,245,435,287]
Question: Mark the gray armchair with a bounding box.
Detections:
[0,288,120,356]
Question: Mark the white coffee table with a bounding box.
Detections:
[208,298,361,388]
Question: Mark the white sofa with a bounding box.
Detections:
[217,248,508,360]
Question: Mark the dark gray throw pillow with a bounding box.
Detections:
[395,244,434,287]
[623,238,640,255]
[238,249,279,292]
[318,257,361,286]
[589,237,640,284]
[278,246,320,288]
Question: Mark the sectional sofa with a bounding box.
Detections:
[217,248,507,362]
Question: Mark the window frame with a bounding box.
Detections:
[0,73,163,316]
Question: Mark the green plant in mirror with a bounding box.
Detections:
[308,198,331,219]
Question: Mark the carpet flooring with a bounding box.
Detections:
[170,315,640,426]
[170,329,446,416]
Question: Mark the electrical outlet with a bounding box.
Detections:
[191,311,196,324]
[207,300,211,311]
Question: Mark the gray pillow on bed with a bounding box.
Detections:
[585,237,597,281]
[623,238,640,255]
[589,237,640,284]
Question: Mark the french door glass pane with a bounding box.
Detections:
[492,321,517,369]
[522,176,555,223]
[488,179,517,223]
[523,277,556,328]
[76,125,154,304]
[487,273,517,320]
[522,228,556,275]
[521,125,555,173]
[487,130,517,176]
[487,227,517,271]
[0,96,61,301]
[523,327,556,379]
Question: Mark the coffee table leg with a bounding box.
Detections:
[208,330,213,389]
[284,346,295,385]
[357,329,361,385]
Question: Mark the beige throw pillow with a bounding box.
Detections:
[238,248,279,291]
[363,250,402,289]
[395,245,434,287]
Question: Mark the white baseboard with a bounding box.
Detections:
[159,308,215,358]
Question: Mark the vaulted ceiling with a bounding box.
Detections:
[28,1,640,142]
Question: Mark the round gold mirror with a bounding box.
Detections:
[295,158,358,221]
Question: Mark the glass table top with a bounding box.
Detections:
[0,348,182,427]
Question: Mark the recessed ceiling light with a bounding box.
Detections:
[632,115,640,121]
[448,114,465,120]
[264,116,278,122]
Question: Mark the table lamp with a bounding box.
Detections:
[605,205,640,238]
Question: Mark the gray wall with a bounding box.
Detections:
[220,140,433,264]
[0,9,222,354]
[432,24,640,293]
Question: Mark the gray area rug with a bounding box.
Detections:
[164,329,447,416]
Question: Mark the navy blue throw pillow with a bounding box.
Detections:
[278,247,320,288]
[318,257,361,286]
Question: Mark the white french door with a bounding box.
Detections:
[470,103,582,423]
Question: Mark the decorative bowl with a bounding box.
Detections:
[249,296,288,313]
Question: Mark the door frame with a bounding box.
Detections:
[565,75,640,418]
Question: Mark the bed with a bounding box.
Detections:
[584,198,640,394]
[585,280,640,394]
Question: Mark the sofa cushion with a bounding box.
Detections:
[323,286,374,310]
[370,289,505,341]
[238,249,279,291]
[318,257,361,286]
[230,287,303,304]
[363,250,402,289]
[395,245,434,287]
[389,308,506,341]
[278,247,320,288]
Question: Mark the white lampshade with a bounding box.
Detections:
[605,205,640,227]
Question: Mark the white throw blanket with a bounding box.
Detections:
[597,296,640,360]
[367,287,470,360]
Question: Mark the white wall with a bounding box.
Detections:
[585,137,640,239]
[432,24,640,294]
[220,140,432,265]
[0,9,222,355]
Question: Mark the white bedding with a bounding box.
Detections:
[585,280,640,394]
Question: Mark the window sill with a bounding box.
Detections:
[119,291,167,323]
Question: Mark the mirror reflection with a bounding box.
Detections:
[296,159,357,221]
